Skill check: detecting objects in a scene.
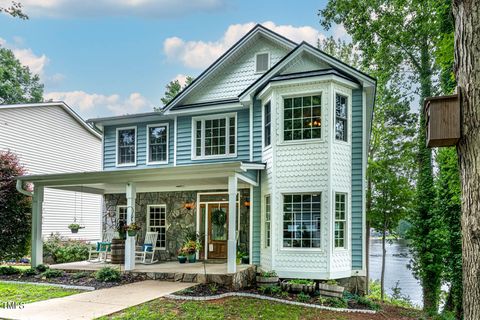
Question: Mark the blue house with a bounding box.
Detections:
[19,25,375,288]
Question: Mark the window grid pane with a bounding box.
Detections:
[118,129,135,164]
[265,195,271,248]
[195,116,235,157]
[149,206,166,249]
[264,102,271,147]
[334,193,347,248]
[283,95,321,141]
[335,94,348,141]
[118,207,127,225]
[283,193,321,248]
[149,126,167,163]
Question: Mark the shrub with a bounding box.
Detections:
[318,296,348,308]
[72,271,91,279]
[35,264,49,272]
[326,279,338,286]
[22,268,38,276]
[355,295,380,311]
[260,270,277,277]
[208,283,218,294]
[43,233,91,263]
[297,292,311,303]
[42,269,64,278]
[0,266,21,275]
[287,279,314,286]
[95,267,121,282]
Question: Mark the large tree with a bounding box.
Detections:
[0,47,44,104]
[0,1,28,19]
[319,0,444,312]
[452,1,480,319]
[157,76,194,109]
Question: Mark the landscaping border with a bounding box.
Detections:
[0,280,95,291]
[165,292,377,314]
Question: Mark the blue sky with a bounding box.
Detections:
[0,0,346,119]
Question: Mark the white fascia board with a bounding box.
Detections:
[165,102,245,116]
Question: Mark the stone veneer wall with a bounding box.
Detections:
[103,189,250,260]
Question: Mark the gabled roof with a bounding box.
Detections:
[0,101,101,139]
[163,24,297,113]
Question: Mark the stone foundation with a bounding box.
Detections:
[336,276,367,295]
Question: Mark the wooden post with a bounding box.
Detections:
[228,176,237,273]
[125,182,136,271]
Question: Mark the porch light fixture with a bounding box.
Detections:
[244,198,251,208]
[184,201,195,210]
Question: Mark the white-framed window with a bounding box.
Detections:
[255,52,270,73]
[264,101,272,147]
[192,113,236,159]
[147,205,166,249]
[117,205,128,225]
[265,195,271,248]
[283,95,322,141]
[147,123,169,164]
[335,94,348,142]
[116,127,136,166]
[334,193,347,249]
[283,193,321,248]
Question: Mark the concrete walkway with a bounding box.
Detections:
[0,280,195,320]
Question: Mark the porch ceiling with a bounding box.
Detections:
[17,161,264,194]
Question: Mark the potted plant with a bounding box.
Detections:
[318,279,345,298]
[177,250,187,264]
[256,270,279,286]
[68,223,81,233]
[182,240,202,263]
[281,279,315,294]
[124,223,141,237]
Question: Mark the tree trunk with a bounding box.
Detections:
[453,1,480,319]
[380,222,386,301]
[366,174,372,294]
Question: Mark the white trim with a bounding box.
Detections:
[191,112,238,160]
[146,123,169,165]
[333,192,348,251]
[240,163,266,171]
[116,205,128,224]
[333,91,350,144]
[264,194,271,248]
[262,99,272,150]
[255,51,270,74]
[249,185,253,263]
[115,126,137,167]
[249,103,253,162]
[235,172,258,187]
[173,116,177,166]
[361,89,367,272]
[146,204,167,250]
[167,103,244,116]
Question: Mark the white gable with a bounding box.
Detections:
[184,36,290,104]
[280,52,330,75]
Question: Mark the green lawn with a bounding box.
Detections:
[0,282,81,304]
[97,297,407,320]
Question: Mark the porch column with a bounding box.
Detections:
[228,176,237,273]
[125,182,136,271]
[31,185,44,267]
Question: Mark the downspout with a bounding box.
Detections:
[16,179,33,196]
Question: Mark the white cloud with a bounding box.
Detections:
[172,74,190,87]
[44,91,153,116]
[16,0,225,18]
[0,37,49,77]
[332,24,351,41]
[163,21,326,69]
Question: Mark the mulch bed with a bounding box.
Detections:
[0,271,147,289]
[173,283,232,296]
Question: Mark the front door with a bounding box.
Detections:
[208,203,228,259]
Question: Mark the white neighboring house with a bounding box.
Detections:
[0,102,102,241]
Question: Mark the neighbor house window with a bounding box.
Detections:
[335,94,348,141]
[147,124,168,164]
[256,52,269,73]
[264,101,271,147]
[265,195,271,248]
[193,114,236,158]
[117,206,127,225]
[334,193,347,249]
[283,193,321,248]
[283,95,321,141]
[117,127,136,165]
[147,205,166,249]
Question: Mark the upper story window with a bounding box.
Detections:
[147,124,168,164]
[255,52,270,73]
[264,101,271,147]
[335,94,348,142]
[334,193,347,249]
[265,195,271,248]
[116,127,136,166]
[283,193,321,248]
[284,95,322,141]
[193,114,236,159]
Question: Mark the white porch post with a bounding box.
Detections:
[228,176,237,273]
[31,185,44,267]
[125,182,136,271]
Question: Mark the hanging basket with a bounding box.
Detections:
[212,209,227,226]
[68,223,84,234]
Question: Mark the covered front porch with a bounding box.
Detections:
[17,162,263,274]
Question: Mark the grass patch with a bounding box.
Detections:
[0,282,81,304]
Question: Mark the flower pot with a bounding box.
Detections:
[70,228,79,234]
[241,256,249,264]
[127,230,137,237]
[178,256,187,264]
[256,276,279,287]
[187,254,196,263]
[318,283,345,298]
[281,280,315,294]
[111,238,125,264]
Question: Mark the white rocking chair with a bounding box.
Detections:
[135,231,158,264]
[88,231,115,262]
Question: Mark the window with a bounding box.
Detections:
[335,94,348,141]
[283,193,321,248]
[264,101,271,147]
[334,193,347,248]
[117,206,127,225]
[117,127,136,166]
[265,195,271,248]
[147,205,166,249]
[147,124,168,164]
[256,52,269,73]
[193,114,236,159]
[283,95,321,141]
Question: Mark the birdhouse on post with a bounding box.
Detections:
[424,94,460,148]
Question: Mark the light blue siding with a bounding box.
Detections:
[351,88,364,270]
[252,184,261,264]
[103,120,174,170]
[252,99,263,162]
[176,109,251,165]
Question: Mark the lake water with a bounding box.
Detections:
[369,238,423,307]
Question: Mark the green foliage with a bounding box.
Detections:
[158,76,194,107]
[318,296,348,309]
[0,283,80,305]
[296,292,311,303]
[0,266,21,275]
[317,36,361,68]
[208,282,218,294]
[260,270,277,277]
[287,279,314,286]
[325,279,338,286]
[72,271,91,279]
[43,233,91,263]
[368,280,415,309]
[35,264,49,272]
[0,1,28,19]
[22,268,38,276]
[95,267,121,282]
[0,47,43,104]
[41,269,64,278]
[258,285,282,295]
[68,223,80,230]
[0,151,31,261]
